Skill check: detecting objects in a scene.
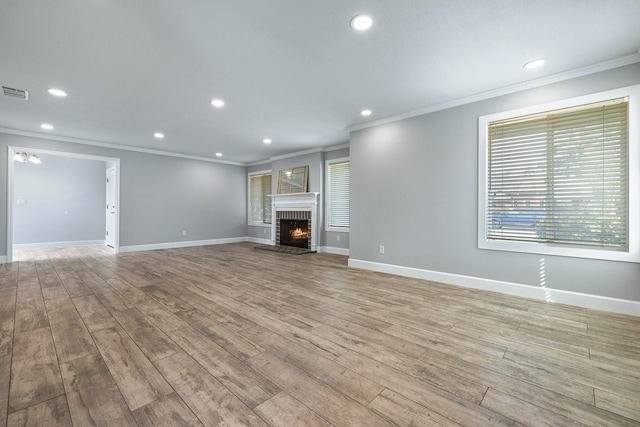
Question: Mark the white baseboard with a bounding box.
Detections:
[319,246,349,256]
[120,237,248,253]
[0,256,6,264]
[348,258,640,317]
[247,237,273,245]
[13,240,106,250]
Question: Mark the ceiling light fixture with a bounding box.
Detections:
[47,88,68,97]
[40,123,54,130]
[360,109,372,116]
[13,152,41,164]
[523,59,545,70]
[350,14,373,31]
[154,132,164,139]
[210,99,225,108]
[263,138,272,144]
[215,152,223,157]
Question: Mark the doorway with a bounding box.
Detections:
[7,147,120,263]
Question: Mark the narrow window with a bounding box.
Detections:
[249,172,272,224]
[326,159,350,230]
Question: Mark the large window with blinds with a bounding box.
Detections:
[326,158,350,231]
[479,85,639,263]
[248,171,272,225]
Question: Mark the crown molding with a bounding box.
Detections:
[246,142,351,166]
[269,147,323,161]
[324,142,350,152]
[246,159,272,167]
[0,128,245,166]
[348,52,640,133]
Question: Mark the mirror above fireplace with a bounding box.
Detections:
[277,165,308,194]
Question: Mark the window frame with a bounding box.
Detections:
[325,157,350,232]
[247,169,272,227]
[478,84,640,263]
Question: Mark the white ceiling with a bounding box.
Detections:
[1,1,639,164]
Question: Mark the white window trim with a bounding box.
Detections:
[325,157,350,232]
[478,84,640,263]
[248,169,272,227]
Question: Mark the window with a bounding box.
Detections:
[248,171,272,225]
[326,158,350,231]
[479,85,639,263]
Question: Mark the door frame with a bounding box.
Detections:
[105,166,116,248]
[6,146,121,263]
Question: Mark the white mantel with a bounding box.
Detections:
[269,192,320,250]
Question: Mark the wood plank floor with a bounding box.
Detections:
[1,242,639,426]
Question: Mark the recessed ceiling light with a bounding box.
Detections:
[47,88,67,97]
[154,132,164,139]
[350,15,373,31]
[523,59,545,70]
[360,109,372,116]
[215,152,223,157]
[263,138,272,144]
[210,99,225,108]
[40,123,54,130]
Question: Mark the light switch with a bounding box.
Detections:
[16,199,25,205]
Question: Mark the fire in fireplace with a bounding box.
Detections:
[279,219,310,249]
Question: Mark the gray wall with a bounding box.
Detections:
[1,133,247,256]
[350,63,640,302]
[13,154,106,245]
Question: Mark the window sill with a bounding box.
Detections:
[248,222,272,228]
[326,227,350,233]
[479,240,639,263]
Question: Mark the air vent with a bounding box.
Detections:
[2,86,29,100]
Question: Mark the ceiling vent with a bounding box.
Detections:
[2,86,29,100]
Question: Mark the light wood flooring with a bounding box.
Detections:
[1,243,639,426]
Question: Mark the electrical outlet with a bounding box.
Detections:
[263,228,267,234]
[182,230,187,236]
[379,245,385,254]
[336,234,340,241]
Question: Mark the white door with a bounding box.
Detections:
[106,168,116,247]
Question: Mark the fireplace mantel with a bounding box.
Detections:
[269,192,320,208]
[269,193,320,250]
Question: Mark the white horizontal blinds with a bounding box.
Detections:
[487,98,628,250]
[250,174,272,223]
[328,161,350,228]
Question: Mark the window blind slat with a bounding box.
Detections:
[249,173,272,224]
[327,161,350,229]
[486,97,628,250]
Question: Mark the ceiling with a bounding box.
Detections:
[1,1,639,164]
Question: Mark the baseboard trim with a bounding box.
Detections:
[348,258,640,317]
[319,246,349,256]
[13,240,106,250]
[247,237,273,245]
[120,237,247,253]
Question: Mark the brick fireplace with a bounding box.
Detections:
[269,192,320,251]
[277,212,311,249]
